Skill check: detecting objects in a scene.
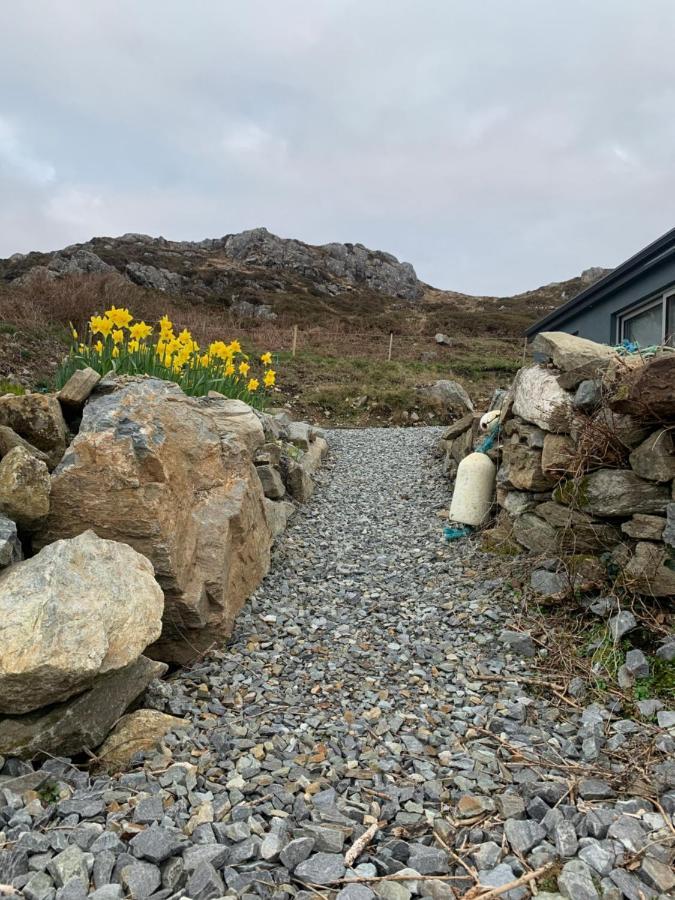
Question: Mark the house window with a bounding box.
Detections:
[618,292,674,347]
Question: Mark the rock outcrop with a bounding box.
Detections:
[220,227,422,300]
[2,227,423,302]
[0,530,164,714]
[36,378,273,664]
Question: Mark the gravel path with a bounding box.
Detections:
[1,428,673,900]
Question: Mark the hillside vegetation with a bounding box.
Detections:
[0,230,608,423]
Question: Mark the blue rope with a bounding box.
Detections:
[444,525,472,541]
[475,422,500,454]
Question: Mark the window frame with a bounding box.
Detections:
[617,293,669,346]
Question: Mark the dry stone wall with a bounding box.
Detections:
[442,333,675,601]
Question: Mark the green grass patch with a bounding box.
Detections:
[0,379,25,395]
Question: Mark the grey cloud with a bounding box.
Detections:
[2,0,675,293]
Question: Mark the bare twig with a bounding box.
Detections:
[344,821,380,867]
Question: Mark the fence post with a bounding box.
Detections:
[292,325,298,358]
[387,332,393,361]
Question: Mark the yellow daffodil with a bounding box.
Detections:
[225,363,235,376]
[128,338,140,352]
[93,340,104,353]
[105,306,133,329]
[228,340,242,355]
[238,361,250,376]
[200,354,211,367]
[129,321,153,341]
[208,340,229,360]
[247,378,259,392]
[112,329,124,345]
[260,352,272,365]
[70,325,78,340]
[112,346,120,358]
[177,328,193,344]
[90,315,113,337]
[263,369,276,387]
[78,343,87,354]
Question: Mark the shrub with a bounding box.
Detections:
[55,307,277,408]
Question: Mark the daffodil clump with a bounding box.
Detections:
[56,307,276,407]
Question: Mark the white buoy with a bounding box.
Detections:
[449,452,497,526]
[479,409,500,432]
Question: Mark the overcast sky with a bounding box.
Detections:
[2,1,675,294]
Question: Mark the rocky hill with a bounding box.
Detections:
[0,228,423,317]
[0,227,610,329]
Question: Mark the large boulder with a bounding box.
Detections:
[419,381,474,418]
[557,469,670,517]
[512,366,573,433]
[532,332,616,375]
[0,656,167,759]
[0,530,164,714]
[0,446,51,527]
[629,429,675,483]
[609,355,675,419]
[0,393,69,469]
[36,378,272,664]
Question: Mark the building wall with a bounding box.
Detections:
[538,254,675,343]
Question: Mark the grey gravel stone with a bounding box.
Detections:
[121,861,161,900]
[47,847,88,889]
[476,864,527,900]
[557,859,599,900]
[407,845,449,875]
[337,886,376,900]
[504,819,546,854]
[499,630,535,657]
[609,868,657,900]
[130,826,183,863]
[578,841,614,876]
[608,610,637,641]
[185,862,224,900]
[553,820,578,858]
[294,852,346,884]
[90,887,123,900]
[280,837,316,870]
[578,778,614,800]
[23,872,55,900]
[639,855,675,893]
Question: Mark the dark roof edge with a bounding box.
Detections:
[525,225,675,337]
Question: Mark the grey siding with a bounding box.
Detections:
[535,255,675,344]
